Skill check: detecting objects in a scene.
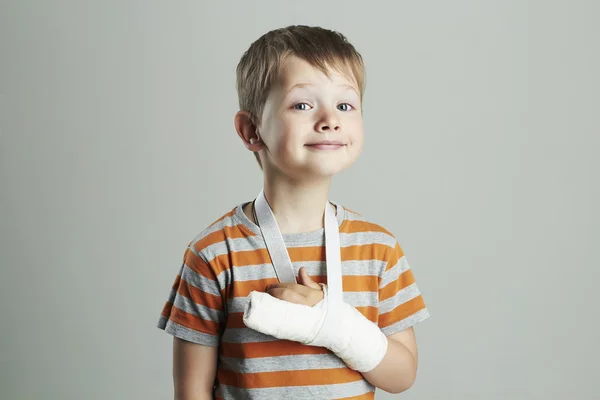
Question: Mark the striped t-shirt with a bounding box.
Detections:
[157,201,430,399]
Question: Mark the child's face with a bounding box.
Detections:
[257,56,364,180]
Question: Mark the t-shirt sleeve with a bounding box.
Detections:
[378,241,430,336]
[157,244,226,347]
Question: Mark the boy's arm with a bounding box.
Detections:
[173,337,218,400]
[361,328,418,394]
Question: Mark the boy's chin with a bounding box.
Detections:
[297,161,354,179]
[268,157,357,180]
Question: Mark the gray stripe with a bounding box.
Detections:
[381,308,430,336]
[378,282,422,315]
[340,259,386,277]
[219,263,278,284]
[379,255,411,289]
[215,259,386,285]
[221,327,276,344]
[181,264,222,297]
[220,353,346,374]
[220,379,374,400]
[158,318,220,347]
[173,289,225,323]
[340,230,396,248]
[343,291,378,307]
[202,231,396,265]
[203,234,266,264]
[343,209,365,221]
[227,297,250,314]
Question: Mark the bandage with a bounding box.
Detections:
[243,285,388,372]
[243,287,327,344]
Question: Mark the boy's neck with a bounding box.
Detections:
[246,173,333,235]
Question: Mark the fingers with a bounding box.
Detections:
[267,283,313,297]
[264,268,324,307]
[299,267,321,290]
[267,287,306,305]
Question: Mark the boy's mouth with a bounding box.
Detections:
[305,140,346,150]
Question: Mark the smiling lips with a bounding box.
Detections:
[305,140,346,150]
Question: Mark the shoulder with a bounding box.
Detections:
[184,203,256,262]
[337,203,400,251]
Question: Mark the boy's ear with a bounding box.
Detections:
[235,111,264,152]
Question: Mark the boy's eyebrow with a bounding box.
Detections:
[285,82,313,92]
[284,82,360,95]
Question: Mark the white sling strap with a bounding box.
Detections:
[253,189,343,307]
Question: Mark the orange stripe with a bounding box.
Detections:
[221,340,330,358]
[379,295,426,328]
[228,244,393,264]
[379,269,415,301]
[221,244,392,264]
[227,312,246,329]
[165,305,221,335]
[209,248,271,276]
[218,367,363,388]
[231,247,272,266]
[229,278,279,298]
[207,243,397,278]
[355,306,378,323]
[183,249,217,280]
[343,244,391,264]
[340,220,391,236]
[288,245,326,261]
[160,301,173,319]
[178,277,223,310]
[195,224,257,250]
[342,275,380,292]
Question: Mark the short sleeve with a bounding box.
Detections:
[378,241,430,336]
[157,245,226,346]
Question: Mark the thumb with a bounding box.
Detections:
[299,267,321,290]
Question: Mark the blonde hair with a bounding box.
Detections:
[236,25,365,168]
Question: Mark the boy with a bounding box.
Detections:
[157,25,430,399]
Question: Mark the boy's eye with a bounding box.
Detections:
[337,103,354,111]
[293,103,311,111]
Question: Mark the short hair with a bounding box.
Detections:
[236,25,365,168]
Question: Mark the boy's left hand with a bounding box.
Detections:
[266,267,324,307]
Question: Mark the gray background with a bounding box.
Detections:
[1,1,598,399]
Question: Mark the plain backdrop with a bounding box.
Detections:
[1,1,598,399]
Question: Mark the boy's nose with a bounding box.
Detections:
[316,115,341,133]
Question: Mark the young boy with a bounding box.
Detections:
[157,25,430,399]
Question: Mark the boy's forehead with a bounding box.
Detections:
[278,56,359,91]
